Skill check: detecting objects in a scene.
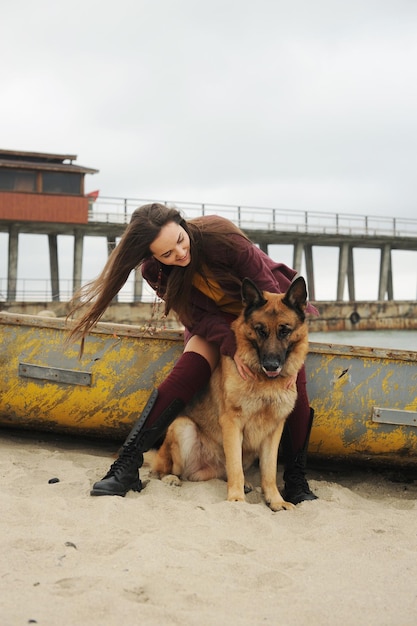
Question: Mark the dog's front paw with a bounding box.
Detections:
[227,486,246,502]
[161,474,182,487]
[227,495,246,503]
[266,497,295,512]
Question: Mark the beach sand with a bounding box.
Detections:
[1,430,417,626]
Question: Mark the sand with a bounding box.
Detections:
[1,430,417,626]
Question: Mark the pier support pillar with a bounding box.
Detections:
[347,246,355,300]
[48,234,60,301]
[337,243,355,301]
[292,241,304,274]
[73,230,84,295]
[106,236,118,302]
[378,244,393,300]
[304,244,315,301]
[107,236,117,255]
[7,224,19,301]
[133,267,144,302]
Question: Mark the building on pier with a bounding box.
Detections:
[0,148,98,300]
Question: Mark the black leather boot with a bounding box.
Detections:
[282,408,318,505]
[90,390,184,497]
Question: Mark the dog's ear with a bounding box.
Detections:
[241,278,267,315]
[282,276,308,319]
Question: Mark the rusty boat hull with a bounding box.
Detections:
[1,312,416,466]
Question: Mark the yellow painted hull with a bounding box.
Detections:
[0,312,184,439]
[307,342,417,466]
[1,312,417,466]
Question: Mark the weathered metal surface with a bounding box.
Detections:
[0,312,184,439]
[1,312,417,466]
[306,341,417,466]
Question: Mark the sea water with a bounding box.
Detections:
[309,330,417,351]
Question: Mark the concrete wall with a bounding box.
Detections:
[309,301,417,332]
[2,300,417,332]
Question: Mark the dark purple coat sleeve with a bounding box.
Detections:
[223,235,319,316]
[222,234,296,292]
[186,291,238,357]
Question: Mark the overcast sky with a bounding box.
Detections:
[1,0,417,300]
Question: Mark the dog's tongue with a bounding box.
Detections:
[263,368,282,378]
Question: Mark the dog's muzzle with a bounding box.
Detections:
[262,366,283,378]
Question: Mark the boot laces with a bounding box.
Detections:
[287,471,310,492]
[103,444,138,479]
[285,456,311,493]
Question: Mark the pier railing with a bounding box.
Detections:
[3,197,417,302]
[88,196,417,239]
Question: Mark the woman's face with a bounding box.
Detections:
[150,221,191,267]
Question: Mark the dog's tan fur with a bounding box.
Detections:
[151,277,309,511]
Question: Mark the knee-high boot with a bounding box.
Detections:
[90,350,212,497]
[90,390,184,496]
[281,407,318,505]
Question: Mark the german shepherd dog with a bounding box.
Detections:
[150,276,309,511]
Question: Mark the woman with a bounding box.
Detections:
[69,203,319,504]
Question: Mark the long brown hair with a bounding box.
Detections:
[68,202,248,346]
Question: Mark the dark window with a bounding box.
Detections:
[42,172,82,195]
[0,169,36,192]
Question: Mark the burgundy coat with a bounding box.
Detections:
[142,217,318,358]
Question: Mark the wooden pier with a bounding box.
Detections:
[1,149,417,305]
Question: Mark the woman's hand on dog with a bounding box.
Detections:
[234,354,256,380]
[283,373,297,389]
